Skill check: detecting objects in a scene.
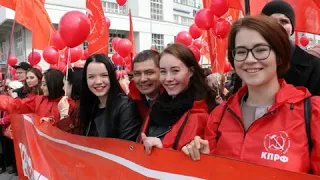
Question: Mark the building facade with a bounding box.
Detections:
[0,0,201,70]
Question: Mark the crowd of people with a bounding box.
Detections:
[1,0,320,177]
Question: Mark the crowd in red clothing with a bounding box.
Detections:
[1,0,320,177]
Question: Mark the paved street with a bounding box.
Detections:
[0,172,18,180]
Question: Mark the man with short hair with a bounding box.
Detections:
[12,62,32,98]
[129,50,161,120]
[261,0,320,95]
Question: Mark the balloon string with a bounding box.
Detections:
[64,48,71,97]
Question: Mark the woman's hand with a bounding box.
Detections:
[181,136,210,161]
[58,96,70,120]
[141,133,163,155]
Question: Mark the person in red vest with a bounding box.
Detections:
[129,50,162,120]
[182,15,320,175]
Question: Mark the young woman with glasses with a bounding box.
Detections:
[182,15,320,175]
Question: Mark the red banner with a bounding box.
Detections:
[250,0,320,35]
[86,0,109,55]
[10,114,320,179]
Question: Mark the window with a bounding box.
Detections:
[152,34,164,51]
[109,33,126,53]
[173,15,179,23]
[14,29,23,56]
[174,15,194,25]
[101,1,127,14]
[150,0,163,20]
[173,0,196,7]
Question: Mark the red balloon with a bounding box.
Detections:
[210,0,229,17]
[27,52,41,66]
[74,61,84,68]
[49,64,57,69]
[58,61,67,73]
[300,36,309,47]
[59,11,90,48]
[33,65,42,72]
[43,47,59,65]
[65,46,83,63]
[51,31,66,50]
[192,40,202,50]
[121,69,128,76]
[213,18,231,39]
[112,37,121,51]
[189,24,202,39]
[117,39,133,58]
[105,17,111,29]
[82,49,89,60]
[195,8,214,30]
[8,55,18,66]
[112,53,124,65]
[116,0,127,6]
[115,70,122,79]
[176,31,193,46]
[10,67,16,75]
[189,46,201,62]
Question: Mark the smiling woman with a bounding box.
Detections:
[182,15,320,175]
[138,43,217,154]
[79,54,141,141]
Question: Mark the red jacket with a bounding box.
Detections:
[205,80,320,174]
[0,95,75,125]
[140,100,209,150]
[128,81,150,120]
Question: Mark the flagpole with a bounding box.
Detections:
[244,0,250,15]
[3,19,16,90]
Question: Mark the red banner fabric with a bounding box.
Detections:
[86,0,109,56]
[10,114,320,180]
[250,0,320,35]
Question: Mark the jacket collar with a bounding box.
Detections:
[227,79,311,116]
[128,80,164,101]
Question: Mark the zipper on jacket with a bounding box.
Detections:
[226,107,276,159]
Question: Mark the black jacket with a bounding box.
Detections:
[282,45,320,95]
[86,94,141,141]
[13,87,28,99]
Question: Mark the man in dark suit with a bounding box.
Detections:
[261,0,320,95]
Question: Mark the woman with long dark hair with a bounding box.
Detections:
[57,67,83,134]
[79,54,141,141]
[139,43,217,154]
[0,69,75,125]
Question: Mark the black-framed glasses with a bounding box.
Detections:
[232,45,272,62]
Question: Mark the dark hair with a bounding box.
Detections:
[203,68,212,77]
[132,50,160,69]
[66,67,83,100]
[79,54,124,134]
[160,43,216,112]
[26,68,43,95]
[43,69,64,100]
[228,15,291,77]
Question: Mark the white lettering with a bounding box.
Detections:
[19,143,48,180]
[261,152,289,163]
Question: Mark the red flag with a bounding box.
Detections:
[86,0,109,55]
[0,0,15,10]
[250,0,320,35]
[14,0,55,50]
[129,9,136,58]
